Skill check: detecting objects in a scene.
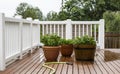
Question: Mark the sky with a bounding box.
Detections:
[0,0,62,17]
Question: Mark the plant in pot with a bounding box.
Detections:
[73,35,96,61]
[60,39,73,57]
[41,34,61,62]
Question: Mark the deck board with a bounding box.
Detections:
[78,62,85,74]
[82,62,91,74]
[87,62,96,74]
[0,48,120,74]
[67,64,73,74]
[73,62,79,74]
[100,50,120,74]
[56,64,63,74]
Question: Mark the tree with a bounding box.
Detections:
[15,3,29,16]
[58,11,69,20]
[15,3,43,20]
[59,0,120,21]
[103,11,120,32]
[60,0,84,20]
[45,11,58,21]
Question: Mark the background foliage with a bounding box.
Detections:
[15,1,120,32]
[103,11,120,32]
[14,3,43,20]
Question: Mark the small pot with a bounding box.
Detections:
[61,44,73,57]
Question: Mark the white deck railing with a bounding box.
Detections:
[40,19,104,49]
[0,13,104,71]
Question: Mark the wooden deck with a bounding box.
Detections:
[0,48,120,74]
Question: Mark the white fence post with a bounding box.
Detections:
[66,19,72,39]
[98,19,105,49]
[0,13,5,71]
[34,19,40,44]
[34,19,40,48]
[26,17,33,53]
[15,15,23,59]
[19,22,23,59]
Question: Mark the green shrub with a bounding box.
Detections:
[73,35,96,45]
[60,39,73,45]
[41,34,61,46]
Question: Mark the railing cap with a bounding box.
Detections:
[34,19,39,21]
[26,17,32,20]
[14,15,22,19]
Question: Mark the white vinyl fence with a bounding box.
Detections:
[0,13,104,71]
[0,13,40,71]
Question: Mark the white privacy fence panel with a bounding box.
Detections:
[5,22,20,59]
[22,23,31,50]
[0,13,40,71]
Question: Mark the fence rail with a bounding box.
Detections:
[0,13,104,71]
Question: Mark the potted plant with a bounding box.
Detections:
[60,39,73,57]
[73,35,96,61]
[41,34,61,61]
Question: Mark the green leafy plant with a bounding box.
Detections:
[41,34,61,46]
[73,35,96,45]
[60,39,73,45]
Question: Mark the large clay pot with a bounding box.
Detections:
[43,46,60,62]
[61,44,73,57]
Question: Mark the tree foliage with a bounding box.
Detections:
[60,0,84,20]
[58,0,120,21]
[58,11,69,20]
[15,3,43,20]
[103,11,120,32]
[45,11,58,21]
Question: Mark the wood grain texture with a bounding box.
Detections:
[0,48,120,74]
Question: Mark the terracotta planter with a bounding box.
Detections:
[74,45,96,61]
[61,44,73,57]
[43,46,60,62]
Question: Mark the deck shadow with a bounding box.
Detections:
[104,50,120,61]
